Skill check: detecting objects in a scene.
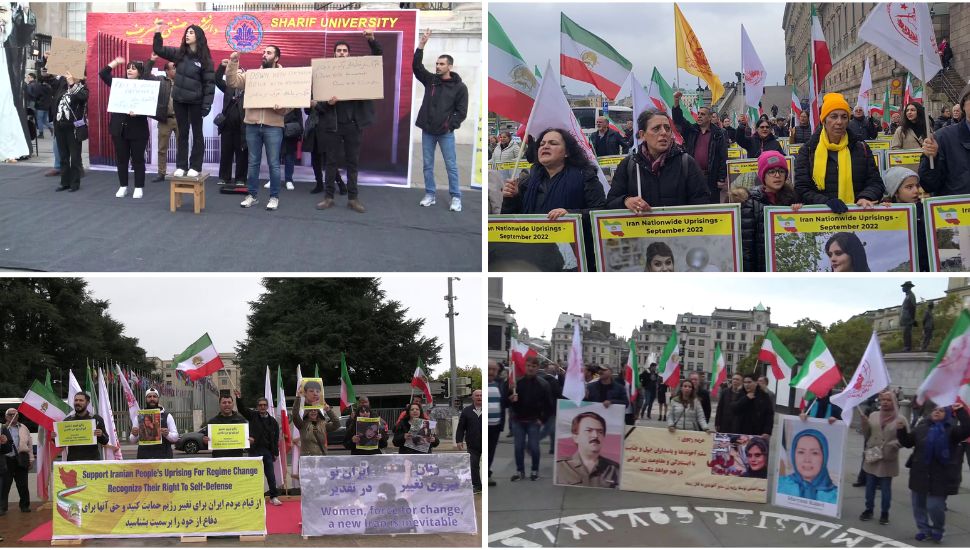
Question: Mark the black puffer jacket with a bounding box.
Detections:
[730,389,775,435]
[413,48,468,135]
[740,185,801,272]
[794,127,885,205]
[919,120,970,196]
[606,145,710,209]
[673,104,728,202]
[152,32,215,114]
[898,406,970,496]
[791,124,813,144]
[735,126,785,158]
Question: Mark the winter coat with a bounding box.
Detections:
[919,121,970,196]
[501,164,606,215]
[27,80,52,110]
[730,390,775,435]
[143,58,175,122]
[152,32,215,114]
[848,116,880,140]
[225,58,291,127]
[392,417,440,454]
[238,407,279,456]
[455,405,482,453]
[667,397,708,431]
[53,80,88,125]
[740,185,801,272]
[343,415,388,455]
[200,411,249,458]
[891,126,925,150]
[794,127,885,205]
[735,126,785,158]
[99,66,149,140]
[606,145,710,209]
[673,104,728,202]
[862,411,908,478]
[715,387,744,433]
[282,108,304,155]
[316,38,382,133]
[591,128,625,157]
[412,48,468,135]
[214,63,245,134]
[490,142,519,163]
[897,406,970,495]
[505,375,554,423]
[585,380,628,406]
[291,401,340,456]
[791,124,813,144]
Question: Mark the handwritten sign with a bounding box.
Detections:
[209,423,249,450]
[54,419,96,447]
[311,56,383,101]
[107,78,161,116]
[46,37,88,78]
[243,66,313,109]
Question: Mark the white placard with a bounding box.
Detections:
[107,78,161,116]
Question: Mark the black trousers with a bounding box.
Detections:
[323,123,361,199]
[174,101,204,171]
[113,135,148,188]
[311,149,343,188]
[219,126,248,183]
[470,449,482,489]
[487,424,501,476]
[55,122,82,190]
[1,455,30,511]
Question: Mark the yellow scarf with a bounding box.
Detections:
[813,129,854,205]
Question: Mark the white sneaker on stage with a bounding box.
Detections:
[419,194,436,207]
[173,168,185,177]
[285,181,294,190]
[263,181,270,189]
[186,168,200,178]
[132,188,143,199]
[115,186,127,198]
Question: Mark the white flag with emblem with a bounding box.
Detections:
[858,3,941,81]
[831,332,891,413]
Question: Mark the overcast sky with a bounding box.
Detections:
[500,276,951,339]
[489,2,789,98]
[83,277,482,375]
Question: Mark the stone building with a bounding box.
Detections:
[674,304,772,378]
[550,313,628,369]
[487,278,514,364]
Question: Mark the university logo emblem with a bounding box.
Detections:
[888,4,919,46]
[509,64,538,94]
[580,50,598,69]
[226,14,263,53]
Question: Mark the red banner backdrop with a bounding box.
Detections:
[85,10,418,186]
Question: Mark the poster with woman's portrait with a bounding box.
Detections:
[300,378,324,410]
[772,415,848,518]
[764,205,918,272]
[553,400,625,490]
[356,417,382,451]
[138,409,162,446]
[709,433,769,479]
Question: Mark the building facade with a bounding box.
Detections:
[673,304,772,378]
[550,313,627,369]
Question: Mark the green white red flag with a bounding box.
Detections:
[560,12,632,100]
[916,310,970,407]
[411,360,434,405]
[659,329,681,390]
[339,353,357,412]
[624,340,639,406]
[758,329,796,381]
[488,12,537,125]
[790,334,841,397]
[174,333,224,381]
[811,4,832,88]
[710,343,726,397]
[18,380,71,431]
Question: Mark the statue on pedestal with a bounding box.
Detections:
[900,281,916,352]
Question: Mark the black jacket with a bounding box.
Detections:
[591,129,625,157]
[697,387,712,424]
[413,48,468,135]
[735,126,785,158]
[144,58,176,122]
[794,128,885,205]
[740,185,801,272]
[505,375,554,423]
[282,109,304,154]
[455,406,482,454]
[606,145,710,209]
[501,164,606,215]
[153,32,215,114]
[201,411,249,458]
[392,417,440,454]
[214,63,245,133]
[673,104,728,202]
[714,387,743,433]
[848,116,880,140]
[585,380,628,406]
[730,390,775,436]
[898,407,970,495]
[919,120,970,197]
[238,407,279,456]
[27,80,52,110]
[317,38,382,133]
[63,413,109,461]
[343,416,388,455]
[791,124,813,144]
[99,65,150,140]
[52,79,88,125]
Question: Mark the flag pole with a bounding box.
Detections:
[919,52,935,169]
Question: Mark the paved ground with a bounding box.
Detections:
[488,414,970,547]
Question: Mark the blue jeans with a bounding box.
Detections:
[864,472,892,513]
[249,448,279,498]
[539,415,556,451]
[52,133,61,169]
[911,491,946,537]
[421,130,461,199]
[36,110,51,136]
[510,420,541,474]
[641,390,656,417]
[246,124,283,198]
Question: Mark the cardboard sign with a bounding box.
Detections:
[311,56,384,101]
[54,419,96,447]
[46,37,88,78]
[243,66,313,109]
[107,78,161,116]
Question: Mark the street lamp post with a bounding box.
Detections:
[446,277,460,411]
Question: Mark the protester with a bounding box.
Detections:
[213,58,247,187]
[63,392,109,461]
[672,91,727,203]
[491,131,519,164]
[487,360,507,488]
[414,29,467,212]
[1,410,33,514]
[882,166,928,271]
[226,47,291,210]
[887,111,901,136]
[488,135,498,157]
[607,109,710,212]
[952,103,963,123]
[920,84,970,196]
[892,102,930,150]
[795,93,884,213]
[757,375,775,403]
[731,374,774,437]
[790,111,812,144]
[291,389,340,458]
[621,120,635,151]
[555,411,619,488]
[897,402,970,543]
[735,117,785,158]
[538,362,562,453]
[741,151,802,272]
[201,394,250,459]
[825,231,871,272]
[99,57,150,199]
[656,378,668,421]
[591,116,625,157]
[153,22,215,179]
[743,437,769,478]
[303,99,345,197]
[858,391,908,525]
[25,71,51,138]
[715,373,744,433]
[145,54,178,183]
[505,358,553,481]
[940,38,954,70]
[395,394,431,425]
[393,403,440,454]
[848,105,880,140]
[777,429,839,503]
[456,389,483,493]
[52,70,87,192]
[799,388,843,423]
[344,405,387,456]
[933,106,953,132]
[639,363,659,419]
[721,115,736,143]
[129,388,179,459]
[688,371,711,424]
[276,108,303,193]
[236,397,282,506]
[667,379,709,432]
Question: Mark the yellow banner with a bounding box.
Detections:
[54,420,96,447]
[866,140,890,150]
[209,424,249,451]
[488,220,578,243]
[888,151,922,166]
[52,458,266,539]
[930,203,970,228]
[673,3,723,104]
[771,210,910,233]
[492,160,531,171]
[597,155,625,168]
[598,212,734,239]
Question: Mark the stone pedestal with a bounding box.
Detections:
[884,351,935,398]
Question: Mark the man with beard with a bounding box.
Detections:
[63,393,109,461]
[555,411,618,488]
[201,393,254,460]
[129,388,180,459]
[238,397,282,506]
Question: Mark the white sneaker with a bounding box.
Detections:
[270,497,282,507]
[286,181,295,190]
[115,186,127,198]
[186,168,200,178]
[263,181,270,189]
[419,194,436,207]
[133,188,143,199]
[266,197,279,210]
[240,195,258,208]
[450,197,462,212]
[172,168,185,177]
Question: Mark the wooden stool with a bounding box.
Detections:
[169,173,208,214]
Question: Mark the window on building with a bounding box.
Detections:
[688,362,694,369]
[689,338,695,346]
[716,331,722,339]
[68,2,88,41]
[741,322,748,330]
[699,327,706,333]
[681,325,688,332]
[689,326,696,333]
[727,342,735,351]
[740,333,747,341]
[727,353,734,361]
[727,332,736,340]
[688,350,695,358]
[756,324,761,331]
[728,322,737,329]
[698,351,705,358]
[488,325,504,351]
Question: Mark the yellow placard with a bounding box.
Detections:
[771,210,910,234]
[488,220,578,243]
[54,420,96,447]
[866,140,890,150]
[598,212,735,239]
[209,424,249,450]
[492,161,531,171]
[888,152,923,166]
[872,153,882,171]
[727,148,744,159]
[597,155,625,168]
[299,377,325,410]
[789,144,802,156]
[728,157,793,175]
[51,458,265,539]
[931,204,970,228]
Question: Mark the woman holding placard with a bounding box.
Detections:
[393,403,439,454]
[52,70,87,192]
[99,57,150,198]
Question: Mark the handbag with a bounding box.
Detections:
[74,120,88,142]
[864,445,883,464]
[213,113,227,129]
[284,121,302,139]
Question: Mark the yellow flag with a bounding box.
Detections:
[673,3,724,104]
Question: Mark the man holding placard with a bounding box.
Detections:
[312,29,382,214]
[61,392,109,461]
[129,387,179,459]
[201,393,252,459]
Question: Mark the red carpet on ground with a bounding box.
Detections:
[20,500,302,542]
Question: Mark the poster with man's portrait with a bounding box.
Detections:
[771,415,848,519]
[553,400,624,490]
